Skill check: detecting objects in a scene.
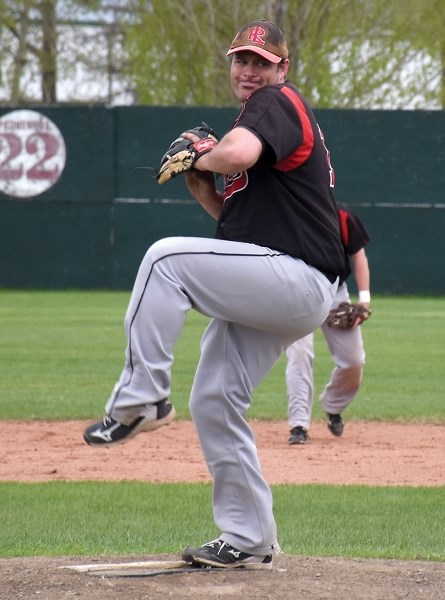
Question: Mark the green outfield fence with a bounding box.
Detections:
[0,106,444,294]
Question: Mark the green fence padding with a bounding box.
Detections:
[315,109,445,206]
[0,106,443,293]
[0,201,111,288]
[111,201,216,289]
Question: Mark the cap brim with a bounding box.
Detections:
[226,46,282,64]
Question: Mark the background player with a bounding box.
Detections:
[286,203,371,444]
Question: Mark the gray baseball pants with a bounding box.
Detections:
[105,236,338,556]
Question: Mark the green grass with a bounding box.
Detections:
[0,290,444,561]
[0,290,128,419]
[0,482,443,560]
[0,290,444,422]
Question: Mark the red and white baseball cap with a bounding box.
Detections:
[226,20,289,64]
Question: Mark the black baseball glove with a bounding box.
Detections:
[325,302,372,329]
[156,124,218,185]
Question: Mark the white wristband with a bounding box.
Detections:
[359,291,371,303]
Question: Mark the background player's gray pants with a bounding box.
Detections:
[105,236,338,556]
[286,282,366,429]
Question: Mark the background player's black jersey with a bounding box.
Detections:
[337,203,371,285]
[216,81,345,282]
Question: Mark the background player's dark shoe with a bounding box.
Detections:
[327,413,344,437]
[83,399,175,446]
[182,539,273,569]
[288,426,309,444]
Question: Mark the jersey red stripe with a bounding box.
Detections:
[274,86,314,171]
[338,208,349,247]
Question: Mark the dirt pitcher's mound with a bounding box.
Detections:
[2,554,445,600]
[1,419,444,486]
[2,420,445,600]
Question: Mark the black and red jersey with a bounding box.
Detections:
[337,203,370,284]
[215,81,345,282]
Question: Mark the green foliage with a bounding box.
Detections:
[283,0,444,108]
[0,481,443,560]
[124,0,258,106]
[0,291,444,422]
[123,0,444,108]
[1,0,443,106]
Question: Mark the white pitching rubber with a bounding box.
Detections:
[60,559,187,573]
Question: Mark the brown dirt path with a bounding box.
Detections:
[1,419,444,485]
[2,419,444,600]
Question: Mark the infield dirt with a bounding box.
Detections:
[2,419,445,599]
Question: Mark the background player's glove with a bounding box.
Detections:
[156,124,218,185]
[325,302,372,329]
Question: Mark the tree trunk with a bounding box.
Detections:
[267,0,285,29]
[40,0,57,103]
[10,10,30,103]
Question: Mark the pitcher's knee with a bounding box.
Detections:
[146,237,184,261]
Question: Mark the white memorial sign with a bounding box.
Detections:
[0,110,66,198]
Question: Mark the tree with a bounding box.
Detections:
[124,0,445,109]
[0,0,443,108]
[397,0,445,107]
[40,0,57,102]
[123,0,260,106]
[0,0,133,105]
[1,0,58,103]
